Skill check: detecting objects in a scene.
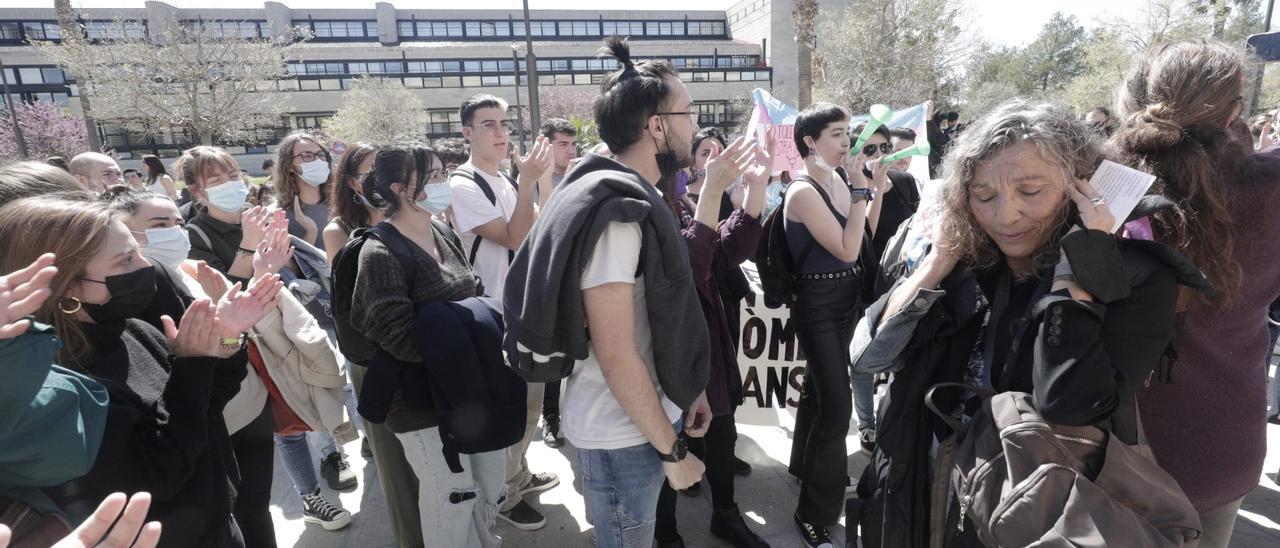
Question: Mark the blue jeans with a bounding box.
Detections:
[852,370,876,431]
[579,440,668,548]
[276,432,339,496]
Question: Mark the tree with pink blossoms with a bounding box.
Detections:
[0,100,88,164]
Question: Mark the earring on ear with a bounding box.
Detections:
[58,297,82,315]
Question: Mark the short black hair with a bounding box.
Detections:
[459,94,509,127]
[889,127,917,141]
[593,36,679,154]
[946,112,959,122]
[794,102,849,158]
[691,127,727,155]
[123,168,142,176]
[540,118,577,140]
[433,138,469,167]
[261,158,274,171]
[850,121,892,146]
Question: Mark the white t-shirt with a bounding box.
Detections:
[561,221,683,450]
[448,162,518,301]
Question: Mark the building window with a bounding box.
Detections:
[0,22,21,41]
[428,110,460,135]
[187,20,264,39]
[304,20,375,39]
[465,21,510,37]
[645,21,682,36]
[21,22,61,41]
[687,21,725,36]
[295,115,331,129]
[557,21,599,37]
[85,20,147,40]
[602,21,644,36]
[513,21,557,37]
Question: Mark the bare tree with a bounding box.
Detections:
[35,18,307,145]
[322,77,428,145]
[53,0,100,150]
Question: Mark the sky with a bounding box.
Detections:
[8,0,1270,48]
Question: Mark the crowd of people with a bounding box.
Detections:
[2,35,1279,548]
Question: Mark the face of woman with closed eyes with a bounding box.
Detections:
[967,140,1069,270]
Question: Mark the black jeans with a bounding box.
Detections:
[231,402,277,548]
[543,380,561,418]
[654,413,740,541]
[788,274,860,525]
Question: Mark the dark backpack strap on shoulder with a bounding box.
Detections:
[787,176,836,272]
[368,223,418,290]
[454,168,516,265]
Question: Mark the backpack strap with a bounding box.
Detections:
[787,176,844,272]
[453,167,517,266]
[186,223,213,250]
[367,223,418,291]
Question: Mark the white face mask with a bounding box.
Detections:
[141,226,191,270]
[205,178,249,213]
[299,159,331,186]
[415,182,454,215]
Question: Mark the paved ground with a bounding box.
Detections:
[267,374,1280,548]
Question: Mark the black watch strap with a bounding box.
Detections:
[656,437,687,463]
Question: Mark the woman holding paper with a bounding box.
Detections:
[846,100,1209,546]
[1112,40,1280,547]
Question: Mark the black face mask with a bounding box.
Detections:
[652,119,690,180]
[80,265,158,325]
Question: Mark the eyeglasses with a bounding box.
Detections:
[656,111,699,123]
[859,143,894,157]
[470,120,514,133]
[424,168,446,182]
[293,151,328,162]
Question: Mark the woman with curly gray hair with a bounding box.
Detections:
[846,99,1210,546]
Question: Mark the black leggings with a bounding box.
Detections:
[788,275,860,526]
[231,402,277,548]
[654,413,740,541]
[543,380,561,418]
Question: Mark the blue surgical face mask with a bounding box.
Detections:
[415,182,453,215]
[205,178,249,213]
[140,225,191,270]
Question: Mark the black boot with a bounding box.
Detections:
[542,412,565,448]
[654,536,687,548]
[711,506,771,548]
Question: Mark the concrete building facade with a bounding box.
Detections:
[0,1,841,167]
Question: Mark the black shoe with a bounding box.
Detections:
[360,437,372,459]
[794,513,833,548]
[320,452,357,490]
[542,414,565,448]
[655,536,687,548]
[680,480,701,497]
[302,487,352,531]
[711,506,771,548]
[517,472,560,497]
[859,429,877,453]
[734,456,752,476]
[1269,414,1280,425]
[498,499,547,531]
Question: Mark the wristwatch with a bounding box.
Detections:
[656,437,688,463]
[851,187,876,204]
[219,334,246,351]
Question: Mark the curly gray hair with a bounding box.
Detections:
[937,100,1103,271]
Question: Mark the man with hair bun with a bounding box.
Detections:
[503,36,724,548]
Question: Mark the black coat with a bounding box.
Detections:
[854,229,1210,548]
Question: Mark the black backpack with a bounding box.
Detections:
[754,175,840,307]
[450,167,518,265]
[330,220,458,365]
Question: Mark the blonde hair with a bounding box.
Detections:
[0,197,121,366]
[173,145,240,193]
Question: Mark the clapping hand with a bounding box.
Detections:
[514,135,553,185]
[161,299,221,359]
[703,136,757,196]
[0,253,56,340]
[253,213,294,280]
[239,206,271,250]
[213,274,283,338]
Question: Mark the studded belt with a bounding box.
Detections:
[797,268,856,280]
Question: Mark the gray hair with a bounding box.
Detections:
[937,99,1103,271]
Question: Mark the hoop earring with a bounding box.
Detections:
[58,297,82,315]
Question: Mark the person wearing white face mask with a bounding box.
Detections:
[273,133,335,250]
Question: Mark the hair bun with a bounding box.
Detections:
[1118,104,1186,153]
[599,35,635,73]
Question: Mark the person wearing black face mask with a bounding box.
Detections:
[0,197,282,548]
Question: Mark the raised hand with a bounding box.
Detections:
[292,200,318,243]
[742,134,775,190]
[514,135,554,185]
[0,253,57,340]
[868,153,891,192]
[1068,178,1116,233]
[846,148,871,190]
[161,299,221,359]
[48,492,161,548]
[193,261,230,302]
[703,136,756,195]
[213,274,283,338]
[253,216,294,280]
[239,206,271,250]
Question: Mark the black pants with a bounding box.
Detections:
[654,413,740,541]
[231,402,277,548]
[543,379,561,418]
[788,275,860,526]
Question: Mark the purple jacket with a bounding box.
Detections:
[1138,169,1280,513]
[676,196,763,416]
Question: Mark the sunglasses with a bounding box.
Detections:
[859,143,894,156]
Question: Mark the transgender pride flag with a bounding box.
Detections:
[746,88,803,172]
